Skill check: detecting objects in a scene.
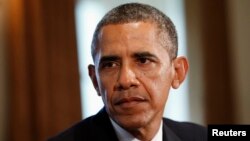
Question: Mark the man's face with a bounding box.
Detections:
[89,22,176,130]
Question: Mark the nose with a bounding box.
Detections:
[115,64,140,91]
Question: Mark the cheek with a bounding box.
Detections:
[97,74,116,102]
[137,66,172,103]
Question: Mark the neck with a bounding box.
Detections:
[127,118,162,141]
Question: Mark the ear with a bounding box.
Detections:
[88,64,101,96]
[171,56,189,89]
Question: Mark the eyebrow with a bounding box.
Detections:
[99,52,158,64]
[132,52,158,59]
[99,55,120,64]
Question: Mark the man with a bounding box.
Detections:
[49,3,207,141]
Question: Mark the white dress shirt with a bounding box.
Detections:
[110,118,163,141]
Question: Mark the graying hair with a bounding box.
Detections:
[91,3,178,60]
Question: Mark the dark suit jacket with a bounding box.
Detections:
[48,108,207,141]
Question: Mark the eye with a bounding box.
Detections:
[101,61,119,69]
[137,57,151,64]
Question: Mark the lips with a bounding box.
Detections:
[114,96,146,107]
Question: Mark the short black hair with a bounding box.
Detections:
[91,3,178,60]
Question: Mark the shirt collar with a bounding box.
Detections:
[110,118,163,141]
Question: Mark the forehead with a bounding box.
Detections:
[93,22,170,63]
[97,22,163,52]
[99,22,158,41]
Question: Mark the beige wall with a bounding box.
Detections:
[185,0,205,125]
[0,0,8,140]
[228,0,250,124]
[187,0,250,124]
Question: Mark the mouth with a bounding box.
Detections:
[114,96,147,108]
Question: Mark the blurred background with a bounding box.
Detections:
[0,0,249,141]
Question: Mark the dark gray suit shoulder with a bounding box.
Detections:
[48,109,118,141]
[47,116,93,141]
[163,118,207,141]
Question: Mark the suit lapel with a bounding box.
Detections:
[163,121,181,141]
[75,108,119,141]
[91,108,119,141]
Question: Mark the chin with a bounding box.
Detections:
[114,112,151,130]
